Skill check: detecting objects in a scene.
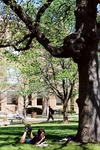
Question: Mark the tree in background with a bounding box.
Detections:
[4,48,78,122]
[38,51,78,123]
[0,0,100,143]
[4,50,44,118]
[0,51,19,113]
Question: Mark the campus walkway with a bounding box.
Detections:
[0,114,78,126]
[0,115,62,126]
[25,116,63,123]
[21,114,78,124]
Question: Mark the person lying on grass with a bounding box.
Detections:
[19,124,45,145]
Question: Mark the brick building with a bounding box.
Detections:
[0,92,78,116]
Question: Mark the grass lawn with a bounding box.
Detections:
[0,118,100,150]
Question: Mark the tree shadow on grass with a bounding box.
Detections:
[53,140,70,150]
[0,121,78,148]
[52,141,90,150]
[79,144,90,150]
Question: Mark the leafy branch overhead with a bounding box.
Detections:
[0,0,94,63]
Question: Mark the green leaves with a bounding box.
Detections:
[1,0,77,108]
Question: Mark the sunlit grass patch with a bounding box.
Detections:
[0,119,99,150]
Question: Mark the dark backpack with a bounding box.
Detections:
[50,108,54,114]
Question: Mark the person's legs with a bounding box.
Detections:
[51,114,54,120]
[30,131,34,138]
[19,124,32,143]
[19,131,27,143]
[47,114,50,121]
[49,114,54,120]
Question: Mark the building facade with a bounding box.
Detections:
[0,91,78,115]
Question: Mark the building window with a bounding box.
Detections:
[28,95,32,105]
[7,91,18,105]
[37,98,42,105]
[56,97,62,105]
[28,100,31,105]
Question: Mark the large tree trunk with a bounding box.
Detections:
[76,49,100,143]
[75,0,100,143]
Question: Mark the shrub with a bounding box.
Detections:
[26,107,42,115]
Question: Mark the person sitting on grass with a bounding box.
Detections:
[19,124,45,145]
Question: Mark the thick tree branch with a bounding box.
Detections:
[13,33,35,51]
[35,30,72,58]
[35,0,54,26]
[2,0,86,60]
[0,33,34,51]
[2,0,34,31]
[15,34,31,45]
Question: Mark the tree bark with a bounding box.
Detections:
[75,0,100,143]
[76,52,100,143]
[62,100,68,123]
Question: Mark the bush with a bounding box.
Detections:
[26,107,42,115]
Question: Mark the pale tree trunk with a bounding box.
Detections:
[42,97,49,116]
[23,108,27,118]
[23,96,27,119]
[76,52,100,143]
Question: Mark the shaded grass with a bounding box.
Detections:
[0,120,100,150]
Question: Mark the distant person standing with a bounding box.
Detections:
[47,106,54,121]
